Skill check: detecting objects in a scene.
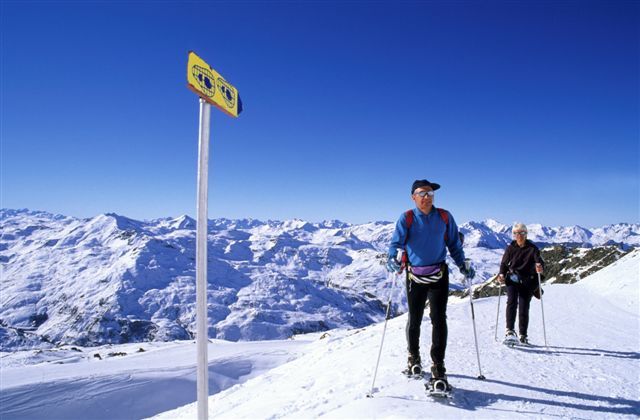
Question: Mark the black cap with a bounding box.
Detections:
[411,179,441,194]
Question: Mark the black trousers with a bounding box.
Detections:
[506,283,533,336]
[405,265,449,366]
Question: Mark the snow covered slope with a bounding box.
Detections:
[579,248,639,314]
[0,339,311,420]
[153,250,640,419]
[2,250,637,419]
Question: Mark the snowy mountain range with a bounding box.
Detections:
[1,208,638,351]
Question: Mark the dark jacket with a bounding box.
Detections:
[499,240,544,291]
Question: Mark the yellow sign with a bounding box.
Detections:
[187,51,242,118]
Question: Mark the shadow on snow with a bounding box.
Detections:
[446,374,640,416]
[507,344,640,360]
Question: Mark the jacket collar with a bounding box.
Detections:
[414,206,437,217]
[510,239,533,248]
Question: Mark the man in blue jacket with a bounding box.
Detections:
[387,179,474,388]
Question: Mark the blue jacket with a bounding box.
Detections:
[388,206,466,268]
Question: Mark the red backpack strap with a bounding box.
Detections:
[404,209,414,230]
[437,208,449,242]
[401,210,414,267]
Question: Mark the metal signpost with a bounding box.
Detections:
[186,51,242,420]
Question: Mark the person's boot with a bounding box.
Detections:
[503,329,518,346]
[429,363,451,391]
[519,334,529,344]
[407,353,422,376]
[430,363,446,380]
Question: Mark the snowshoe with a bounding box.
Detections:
[426,364,451,398]
[402,364,424,379]
[411,364,422,376]
[426,377,452,398]
[403,354,423,378]
[503,330,518,347]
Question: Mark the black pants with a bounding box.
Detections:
[405,265,449,366]
[506,283,533,336]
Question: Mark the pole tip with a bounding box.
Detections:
[478,375,486,380]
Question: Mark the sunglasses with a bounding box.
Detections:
[513,231,527,236]
[414,190,435,198]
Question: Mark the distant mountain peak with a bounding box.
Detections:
[172,215,196,230]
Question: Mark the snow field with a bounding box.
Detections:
[1,340,310,419]
[154,251,639,419]
[2,251,638,419]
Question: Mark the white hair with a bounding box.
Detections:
[512,222,528,233]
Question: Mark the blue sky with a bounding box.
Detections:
[2,1,638,227]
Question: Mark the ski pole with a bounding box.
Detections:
[494,278,502,342]
[367,270,397,398]
[537,271,548,348]
[465,259,486,380]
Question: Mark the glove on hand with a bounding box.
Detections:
[386,256,401,273]
[460,265,475,279]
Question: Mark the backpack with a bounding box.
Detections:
[401,208,449,267]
